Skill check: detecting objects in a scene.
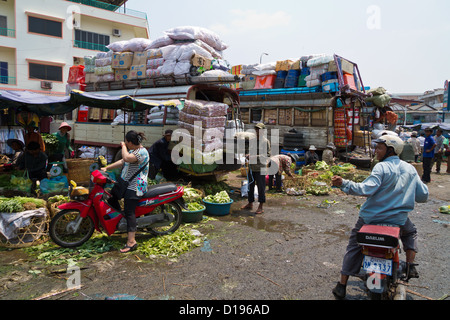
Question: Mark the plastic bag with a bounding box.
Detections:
[10,173,32,193]
[39,176,69,194]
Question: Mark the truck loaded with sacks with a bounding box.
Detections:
[235,54,372,156]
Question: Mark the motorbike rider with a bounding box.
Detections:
[331,135,429,299]
[101,131,149,253]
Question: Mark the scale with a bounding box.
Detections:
[49,162,65,177]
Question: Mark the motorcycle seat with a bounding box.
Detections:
[357,225,400,248]
[143,183,178,198]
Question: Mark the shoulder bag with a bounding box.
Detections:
[111,160,149,199]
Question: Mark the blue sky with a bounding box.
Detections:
[129,0,450,94]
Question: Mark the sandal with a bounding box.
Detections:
[120,243,138,253]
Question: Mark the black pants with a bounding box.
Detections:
[248,170,266,204]
[108,189,139,233]
[268,173,282,191]
[422,157,432,182]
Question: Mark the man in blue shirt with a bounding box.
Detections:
[331,135,429,299]
[422,127,436,183]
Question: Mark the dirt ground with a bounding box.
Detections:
[0,163,449,303]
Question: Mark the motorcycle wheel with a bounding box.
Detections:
[49,210,95,248]
[147,202,182,236]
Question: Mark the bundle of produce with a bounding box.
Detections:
[204,190,231,204]
[177,100,228,168]
[179,111,226,128]
[177,131,223,153]
[0,197,46,213]
[182,99,228,117]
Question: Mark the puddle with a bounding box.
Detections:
[215,203,309,234]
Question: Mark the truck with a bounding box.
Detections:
[70,76,244,179]
[236,54,372,164]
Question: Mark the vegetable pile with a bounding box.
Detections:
[204,191,231,204]
[0,196,46,213]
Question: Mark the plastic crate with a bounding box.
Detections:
[322,82,339,93]
[321,72,338,82]
[300,67,310,75]
[285,70,300,88]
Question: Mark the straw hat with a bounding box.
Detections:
[309,145,317,151]
[7,139,25,149]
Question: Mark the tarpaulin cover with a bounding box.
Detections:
[0,90,179,116]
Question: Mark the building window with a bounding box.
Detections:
[0,61,8,84]
[28,16,62,38]
[75,30,110,51]
[29,63,63,82]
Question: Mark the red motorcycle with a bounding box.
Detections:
[49,170,185,248]
[357,224,418,300]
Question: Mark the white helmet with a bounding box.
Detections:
[374,135,404,156]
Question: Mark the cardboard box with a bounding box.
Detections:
[329,59,354,75]
[132,52,147,66]
[115,69,130,81]
[112,52,134,69]
[129,64,146,80]
[290,60,301,70]
[276,60,294,72]
[191,54,211,69]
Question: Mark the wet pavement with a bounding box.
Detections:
[0,170,449,301]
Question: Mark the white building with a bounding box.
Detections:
[0,0,149,96]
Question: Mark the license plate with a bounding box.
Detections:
[363,256,393,276]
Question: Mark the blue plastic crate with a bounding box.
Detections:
[284,70,300,88]
[321,72,338,82]
[281,149,305,156]
[300,67,310,75]
[322,82,339,93]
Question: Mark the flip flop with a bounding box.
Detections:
[255,209,264,214]
[241,204,253,210]
[120,243,138,253]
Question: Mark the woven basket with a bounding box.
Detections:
[0,208,50,248]
[66,158,95,185]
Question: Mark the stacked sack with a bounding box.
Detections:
[178,100,228,165]
[305,54,334,88]
[83,55,97,83]
[147,26,229,77]
[147,104,180,125]
[94,51,114,82]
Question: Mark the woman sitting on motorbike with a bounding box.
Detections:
[101,131,149,253]
[331,135,429,299]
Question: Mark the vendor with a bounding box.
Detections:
[268,154,294,192]
[6,139,25,167]
[24,124,45,152]
[322,142,336,166]
[305,145,319,165]
[148,129,177,180]
[48,122,74,170]
[18,141,48,181]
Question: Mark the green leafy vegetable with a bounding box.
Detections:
[204,191,231,204]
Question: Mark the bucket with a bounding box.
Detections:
[181,207,205,223]
[203,199,234,216]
